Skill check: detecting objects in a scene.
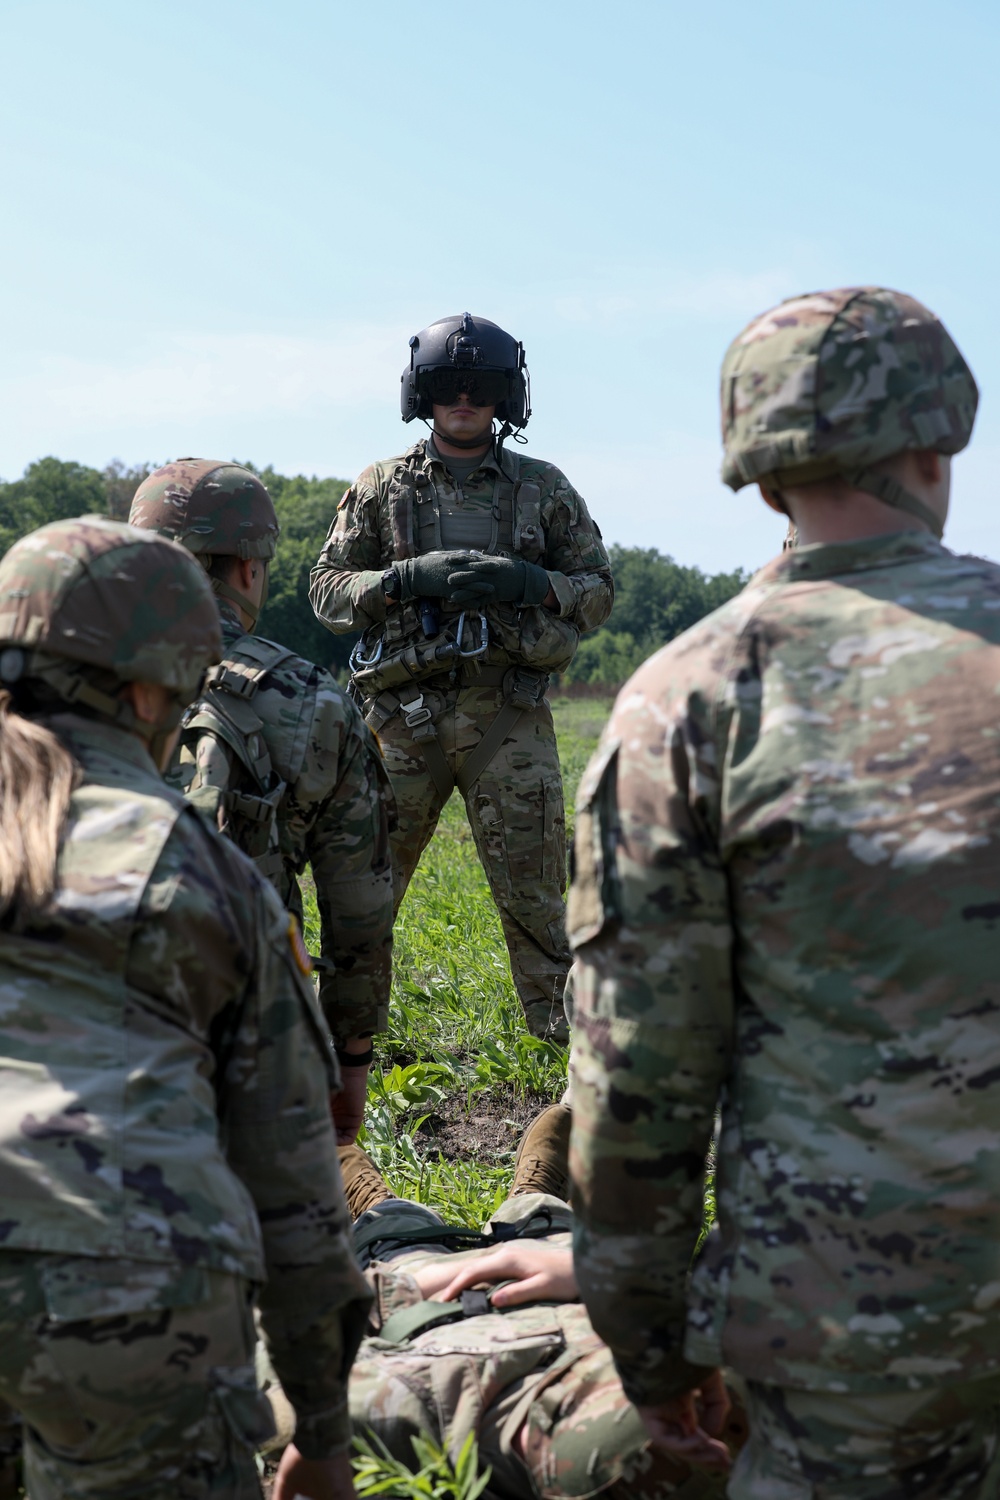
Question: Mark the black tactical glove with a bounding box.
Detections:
[447,555,551,608]
[395,551,477,602]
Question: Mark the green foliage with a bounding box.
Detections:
[566,628,649,686]
[0,457,108,555]
[0,459,748,692]
[353,1430,492,1500]
[565,543,749,685]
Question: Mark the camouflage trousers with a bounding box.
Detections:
[347,1195,735,1499]
[372,676,571,1040]
[730,1375,1000,1499]
[0,1251,274,1500]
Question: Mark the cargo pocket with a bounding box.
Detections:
[541,779,567,895]
[471,787,513,905]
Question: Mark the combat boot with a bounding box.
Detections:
[338,1143,394,1220]
[510,1102,572,1200]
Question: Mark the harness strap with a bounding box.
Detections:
[454,698,523,798]
[377,1288,498,1347]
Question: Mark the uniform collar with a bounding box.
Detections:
[754,529,948,587]
[43,712,162,777]
[422,435,512,481]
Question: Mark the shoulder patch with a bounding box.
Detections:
[288,914,314,977]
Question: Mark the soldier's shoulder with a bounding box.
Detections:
[354,442,426,492]
[514,453,577,492]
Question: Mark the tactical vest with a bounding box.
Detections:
[0,773,262,1271]
[175,636,302,885]
[350,446,580,699]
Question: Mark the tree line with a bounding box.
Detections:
[0,457,748,685]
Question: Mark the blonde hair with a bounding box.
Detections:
[0,690,77,925]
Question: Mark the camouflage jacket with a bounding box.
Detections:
[309,439,613,680]
[568,531,1000,1402]
[0,718,371,1452]
[167,603,394,1044]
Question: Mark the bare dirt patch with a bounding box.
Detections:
[415,1084,554,1162]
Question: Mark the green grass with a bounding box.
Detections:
[301,694,611,1222]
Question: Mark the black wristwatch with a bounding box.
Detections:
[382,566,402,601]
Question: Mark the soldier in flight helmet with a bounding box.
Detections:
[311,314,614,1044]
[568,287,1000,1498]
[130,460,394,1145]
[400,311,531,445]
[0,517,368,1500]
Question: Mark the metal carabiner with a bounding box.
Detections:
[455,611,489,659]
[349,634,384,673]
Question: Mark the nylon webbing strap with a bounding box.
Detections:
[420,734,455,802]
[844,468,944,540]
[212,578,259,626]
[455,699,523,798]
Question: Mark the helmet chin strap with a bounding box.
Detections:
[842,468,944,540]
[210,576,263,631]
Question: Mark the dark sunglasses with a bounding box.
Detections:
[423,369,508,408]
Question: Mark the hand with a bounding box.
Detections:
[330,1069,369,1146]
[636,1370,732,1473]
[272,1444,356,1500]
[411,1244,577,1306]
[446,555,550,608]
[396,551,474,602]
[331,1040,372,1145]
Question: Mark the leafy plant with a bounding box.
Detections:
[353,1430,492,1500]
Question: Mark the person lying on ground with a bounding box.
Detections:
[260,1106,746,1500]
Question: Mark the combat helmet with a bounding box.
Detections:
[0,516,221,746]
[130,459,278,628]
[720,287,978,537]
[400,313,531,441]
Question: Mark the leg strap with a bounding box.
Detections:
[455,698,524,798]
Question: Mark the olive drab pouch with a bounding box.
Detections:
[168,638,297,883]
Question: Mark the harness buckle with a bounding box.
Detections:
[402,693,433,730]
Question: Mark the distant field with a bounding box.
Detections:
[303,693,613,1223]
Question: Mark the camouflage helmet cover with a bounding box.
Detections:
[720,287,978,492]
[0,516,222,698]
[128,459,279,559]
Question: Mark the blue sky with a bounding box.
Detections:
[2,0,997,573]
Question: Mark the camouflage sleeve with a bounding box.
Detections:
[540,469,614,634]
[130,814,372,1456]
[220,877,372,1457]
[309,471,390,634]
[289,679,394,1043]
[566,644,734,1406]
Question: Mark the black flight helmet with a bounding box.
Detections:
[400,313,531,436]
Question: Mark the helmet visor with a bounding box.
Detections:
[423,369,508,408]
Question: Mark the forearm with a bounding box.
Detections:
[256,1231,371,1457]
[545,567,614,631]
[316,874,393,1041]
[309,562,387,634]
[570,950,722,1404]
[224,909,372,1454]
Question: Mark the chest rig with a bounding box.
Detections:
[178,636,300,884]
[351,446,549,802]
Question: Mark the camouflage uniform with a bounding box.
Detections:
[335,1194,744,1499]
[0,520,371,1498]
[130,461,394,1046]
[567,290,1000,1498]
[310,438,613,1038]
